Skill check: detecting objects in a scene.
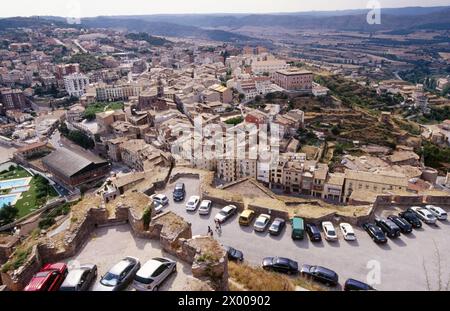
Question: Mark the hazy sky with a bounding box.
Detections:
[1,0,450,17]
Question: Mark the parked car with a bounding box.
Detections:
[151,194,169,207]
[94,257,140,291]
[300,265,339,287]
[185,196,200,211]
[322,221,338,241]
[214,205,237,224]
[254,214,271,232]
[362,223,387,244]
[198,200,212,215]
[424,205,447,221]
[344,278,375,291]
[291,216,305,240]
[399,210,422,228]
[339,223,356,241]
[24,263,68,291]
[374,218,401,238]
[133,258,176,291]
[262,257,298,275]
[172,183,186,202]
[306,223,322,242]
[409,206,437,224]
[269,218,286,236]
[224,246,244,262]
[239,209,255,226]
[387,215,412,234]
[59,264,97,291]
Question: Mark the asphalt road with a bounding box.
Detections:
[160,177,450,291]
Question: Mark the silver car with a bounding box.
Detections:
[254,214,271,232]
[94,257,140,291]
[133,258,177,291]
[410,206,437,224]
[198,200,212,215]
[59,264,97,291]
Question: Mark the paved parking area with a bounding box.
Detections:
[65,224,192,291]
[161,177,450,291]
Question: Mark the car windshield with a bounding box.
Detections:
[328,230,336,236]
[256,220,266,226]
[100,273,119,286]
[134,275,154,285]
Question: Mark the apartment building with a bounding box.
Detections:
[0,88,28,113]
[55,63,80,79]
[273,69,313,92]
[209,84,233,104]
[95,83,142,101]
[64,73,89,97]
[342,170,409,203]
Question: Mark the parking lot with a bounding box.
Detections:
[161,177,450,291]
[65,224,193,291]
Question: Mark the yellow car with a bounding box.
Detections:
[239,209,255,226]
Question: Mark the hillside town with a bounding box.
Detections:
[0,9,450,293]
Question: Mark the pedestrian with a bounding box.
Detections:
[207,226,212,235]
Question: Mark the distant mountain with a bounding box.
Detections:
[92,6,450,32]
[0,16,66,30]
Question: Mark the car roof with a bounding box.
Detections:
[241,209,254,216]
[154,194,167,199]
[110,258,134,275]
[136,259,165,278]
[61,269,86,287]
[42,262,66,273]
[323,222,334,228]
[223,205,235,211]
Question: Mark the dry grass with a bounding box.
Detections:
[228,262,295,291]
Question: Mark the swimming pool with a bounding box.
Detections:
[0,178,31,190]
[10,186,30,194]
[0,194,20,207]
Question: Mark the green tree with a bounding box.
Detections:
[0,204,19,225]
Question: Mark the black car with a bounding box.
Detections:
[173,183,186,202]
[269,218,286,236]
[374,218,401,238]
[306,223,322,242]
[387,215,413,234]
[399,210,422,228]
[362,223,388,244]
[344,278,375,291]
[262,257,298,275]
[225,246,244,262]
[300,265,339,287]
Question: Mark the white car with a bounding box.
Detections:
[424,205,447,221]
[198,200,212,215]
[214,205,237,224]
[322,221,338,241]
[151,194,169,206]
[186,196,200,211]
[133,257,176,291]
[253,214,271,232]
[410,206,437,224]
[339,223,356,241]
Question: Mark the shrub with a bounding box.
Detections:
[1,247,32,273]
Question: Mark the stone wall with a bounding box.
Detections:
[0,246,42,291]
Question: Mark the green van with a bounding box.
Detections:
[291,216,305,240]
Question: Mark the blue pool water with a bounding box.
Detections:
[0,178,29,190]
[0,194,19,207]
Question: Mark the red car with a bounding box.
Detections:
[24,263,68,291]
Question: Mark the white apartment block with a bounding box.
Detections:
[64,73,89,97]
